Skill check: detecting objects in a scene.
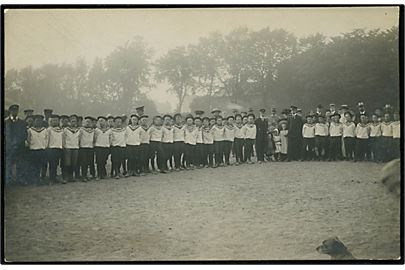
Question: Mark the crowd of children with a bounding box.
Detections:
[4,102,401,186]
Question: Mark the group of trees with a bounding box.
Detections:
[5,26,399,116]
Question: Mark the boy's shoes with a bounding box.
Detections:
[115,175,120,179]
[160,170,167,174]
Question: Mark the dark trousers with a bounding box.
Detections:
[233,138,244,163]
[344,137,355,160]
[393,138,400,159]
[369,137,381,161]
[173,141,185,169]
[288,136,302,161]
[196,143,204,166]
[47,148,62,181]
[328,136,342,161]
[202,144,214,166]
[63,148,80,179]
[111,146,125,176]
[381,137,393,162]
[355,138,369,161]
[223,141,233,164]
[184,143,196,166]
[28,149,47,185]
[255,134,267,161]
[79,148,95,178]
[95,147,110,178]
[315,136,327,160]
[5,148,26,185]
[302,137,315,160]
[150,141,164,171]
[139,143,150,172]
[126,145,140,174]
[214,141,224,165]
[244,139,255,161]
[162,142,174,170]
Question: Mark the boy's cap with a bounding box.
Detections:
[33,114,44,120]
[316,104,323,109]
[357,102,364,107]
[290,105,297,109]
[84,116,94,120]
[297,108,302,113]
[113,116,123,121]
[202,116,210,121]
[185,114,194,120]
[329,103,335,107]
[248,108,254,113]
[211,108,221,113]
[9,104,19,111]
[24,109,34,113]
[234,113,242,118]
[106,114,114,119]
[247,113,255,118]
[340,104,349,109]
[136,106,144,111]
[44,109,53,113]
[154,115,162,119]
[163,114,172,119]
[332,113,341,118]
[173,113,182,118]
[97,116,107,120]
[195,110,204,116]
[232,109,239,114]
[384,104,391,108]
[60,114,69,119]
[278,119,288,124]
[259,108,266,113]
[69,114,78,119]
[49,114,60,119]
[344,111,353,117]
[226,115,235,120]
[130,114,139,119]
[194,116,202,121]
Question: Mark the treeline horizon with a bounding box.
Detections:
[5,26,400,116]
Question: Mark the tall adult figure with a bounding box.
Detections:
[5,104,28,185]
[354,102,367,124]
[255,108,268,163]
[287,105,303,161]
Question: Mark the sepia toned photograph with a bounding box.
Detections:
[2,5,403,263]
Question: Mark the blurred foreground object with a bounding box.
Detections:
[381,159,401,197]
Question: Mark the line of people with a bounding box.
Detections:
[4,102,401,186]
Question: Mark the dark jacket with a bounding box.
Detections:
[287,114,303,138]
[5,117,27,155]
[255,117,269,137]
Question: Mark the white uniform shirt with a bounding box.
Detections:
[184,126,198,145]
[369,123,382,137]
[47,127,63,149]
[224,125,235,141]
[173,125,185,142]
[202,127,214,144]
[381,122,393,137]
[126,125,141,146]
[234,124,245,139]
[196,127,204,144]
[392,121,400,139]
[63,127,80,149]
[139,127,150,144]
[302,123,316,138]
[329,122,343,137]
[149,126,163,142]
[111,128,126,147]
[315,123,328,136]
[27,127,48,150]
[162,126,174,143]
[94,128,111,147]
[355,124,370,139]
[79,128,95,148]
[243,124,257,139]
[342,122,356,138]
[212,125,225,141]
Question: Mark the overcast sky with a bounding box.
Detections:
[5,7,399,110]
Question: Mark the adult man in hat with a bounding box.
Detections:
[255,108,269,163]
[268,108,279,127]
[5,104,28,185]
[195,110,205,117]
[354,102,367,124]
[24,109,34,120]
[135,106,145,118]
[315,104,323,117]
[43,109,53,128]
[287,105,303,161]
[339,105,350,124]
[329,104,336,116]
[211,108,221,119]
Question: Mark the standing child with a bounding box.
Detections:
[27,115,48,186]
[94,116,111,179]
[149,116,166,173]
[380,113,393,162]
[63,115,81,181]
[272,129,282,161]
[173,113,185,171]
[242,114,257,164]
[342,112,356,161]
[314,115,328,161]
[202,117,214,167]
[302,115,316,161]
[224,116,235,166]
[110,116,126,179]
[391,112,400,159]
[126,114,141,176]
[47,115,63,184]
[194,117,204,168]
[162,115,174,171]
[369,114,382,162]
[139,115,151,174]
[354,115,371,162]
[212,116,225,167]
[78,116,95,182]
[279,121,289,161]
[233,114,245,165]
[184,115,198,169]
[328,113,343,161]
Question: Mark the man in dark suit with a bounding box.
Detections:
[254,108,269,163]
[5,104,28,185]
[354,102,367,124]
[288,105,303,161]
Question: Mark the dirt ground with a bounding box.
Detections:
[4,161,401,262]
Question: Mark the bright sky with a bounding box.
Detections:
[4,7,400,110]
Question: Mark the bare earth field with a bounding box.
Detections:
[4,161,400,262]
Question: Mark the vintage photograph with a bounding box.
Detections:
[2,6,402,262]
